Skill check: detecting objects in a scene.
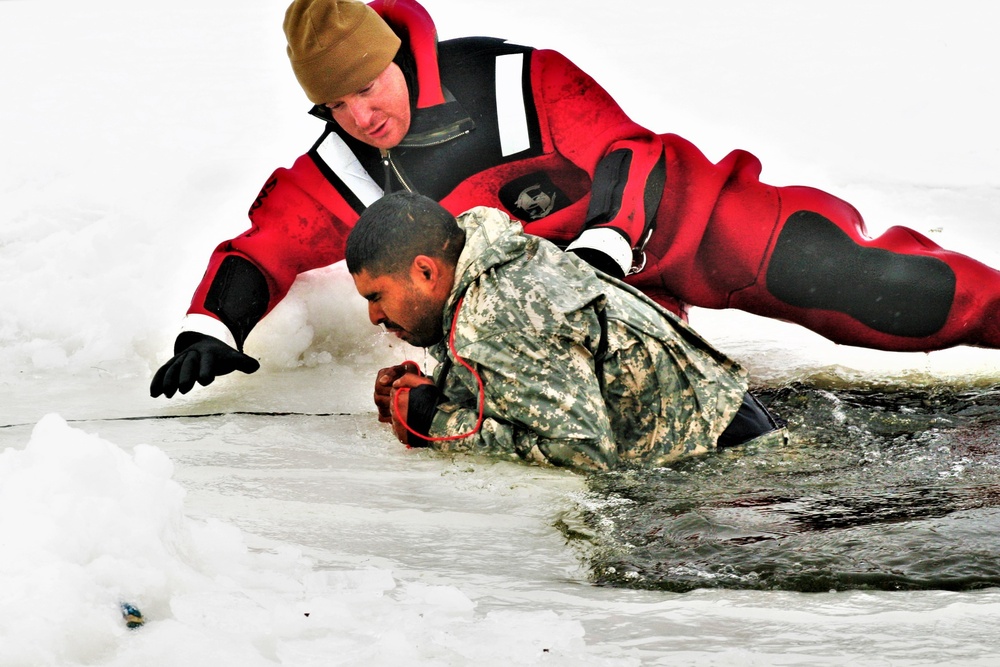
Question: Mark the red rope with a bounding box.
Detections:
[392,297,485,442]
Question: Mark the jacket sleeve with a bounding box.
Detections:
[530,50,666,277]
[426,329,620,472]
[183,152,359,348]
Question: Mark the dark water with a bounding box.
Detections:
[563,382,1000,593]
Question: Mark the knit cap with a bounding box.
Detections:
[284,0,402,104]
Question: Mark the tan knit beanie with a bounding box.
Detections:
[284,0,402,104]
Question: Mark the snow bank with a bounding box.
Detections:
[0,415,633,667]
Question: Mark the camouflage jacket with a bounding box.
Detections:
[424,207,749,471]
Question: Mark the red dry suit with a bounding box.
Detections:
[183,0,1000,353]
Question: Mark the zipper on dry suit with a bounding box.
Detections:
[380,149,416,194]
[378,118,472,194]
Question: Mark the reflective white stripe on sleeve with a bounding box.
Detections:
[565,228,634,276]
[179,313,237,350]
[495,53,530,157]
[314,132,384,206]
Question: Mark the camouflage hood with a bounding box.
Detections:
[451,206,538,302]
[444,206,605,331]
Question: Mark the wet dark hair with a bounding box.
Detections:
[346,192,465,277]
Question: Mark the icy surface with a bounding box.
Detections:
[3,0,1000,664]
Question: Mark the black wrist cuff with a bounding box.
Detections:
[569,247,626,279]
[405,384,447,448]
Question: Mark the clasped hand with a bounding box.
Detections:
[373,362,434,444]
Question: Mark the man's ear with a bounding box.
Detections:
[410,255,440,286]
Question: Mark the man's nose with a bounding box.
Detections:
[345,98,375,128]
[368,302,384,326]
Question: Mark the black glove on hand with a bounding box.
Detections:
[149,331,260,398]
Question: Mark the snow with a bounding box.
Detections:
[0,416,597,666]
[2,0,1000,665]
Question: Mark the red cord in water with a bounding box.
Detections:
[392,297,485,442]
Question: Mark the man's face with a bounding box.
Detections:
[353,265,446,348]
[325,62,411,150]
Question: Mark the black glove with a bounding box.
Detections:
[150,331,260,399]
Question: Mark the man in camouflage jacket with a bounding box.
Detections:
[347,193,784,472]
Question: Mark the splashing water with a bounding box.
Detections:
[568,382,1000,593]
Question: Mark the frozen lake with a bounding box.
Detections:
[3,0,1000,664]
[5,365,1000,665]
